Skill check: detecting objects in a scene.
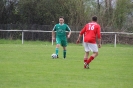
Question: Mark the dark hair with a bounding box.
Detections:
[59,16,64,19]
[92,16,97,22]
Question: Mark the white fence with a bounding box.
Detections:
[0,29,133,47]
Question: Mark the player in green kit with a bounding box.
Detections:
[52,16,71,59]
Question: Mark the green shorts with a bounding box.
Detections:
[56,37,67,47]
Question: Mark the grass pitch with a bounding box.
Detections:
[0,40,133,88]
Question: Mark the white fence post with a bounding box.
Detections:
[114,34,117,47]
[22,31,24,44]
[82,34,84,46]
[52,39,53,45]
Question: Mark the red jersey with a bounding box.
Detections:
[80,22,101,44]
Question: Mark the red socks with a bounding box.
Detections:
[84,59,87,63]
[86,56,94,64]
[84,56,94,68]
[84,58,87,68]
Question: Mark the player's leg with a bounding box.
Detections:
[61,39,67,59]
[86,43,98,65]
[83,42,90,68]
[84,51,89,68]
[55,38,61,58]
[56,44,60,58]
[63,47,66,59]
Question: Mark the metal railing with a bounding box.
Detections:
[0,29,133,47]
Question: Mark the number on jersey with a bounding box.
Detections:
[88,24,95,30]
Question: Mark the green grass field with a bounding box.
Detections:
[0,40,133,88]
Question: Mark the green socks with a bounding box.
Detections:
[63,50,66,58]
[56,48,66,58]
[55,48,59,55]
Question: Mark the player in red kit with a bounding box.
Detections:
[76,16,101,69]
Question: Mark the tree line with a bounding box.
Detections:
[0,0,133,32]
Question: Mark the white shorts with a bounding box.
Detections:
[83,42,98,52]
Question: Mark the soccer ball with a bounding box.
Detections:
[51,53,57,59]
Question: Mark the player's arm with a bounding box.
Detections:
[52,25,56,40]
[52,30,55,40]
[76,34,83,44]
[66,25,71,38]
[76,26,86,44]
[97,38,101,48]
[67,30,71,38]
[97,25,101,48]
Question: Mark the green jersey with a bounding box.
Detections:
[53,23,71,39]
